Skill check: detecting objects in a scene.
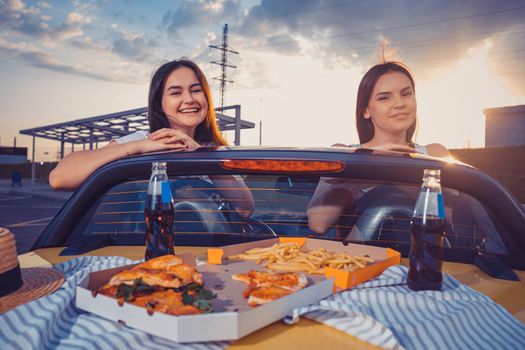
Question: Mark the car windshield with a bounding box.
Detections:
[69,173,509,260]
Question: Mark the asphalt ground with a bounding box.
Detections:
[0,192,67,253]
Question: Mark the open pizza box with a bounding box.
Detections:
[208,237,401,290]
[76,253,333,343]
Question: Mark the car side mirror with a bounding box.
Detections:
[473,252,519,281]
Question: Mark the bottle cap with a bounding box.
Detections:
[423,169,440,176]
[152,161,167,172]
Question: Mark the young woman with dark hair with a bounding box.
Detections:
[146,58,227,148]
[340,61,448,156]
[50,58,254,217]
[308,61,448,235]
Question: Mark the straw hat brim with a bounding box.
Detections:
[0,267,64,313]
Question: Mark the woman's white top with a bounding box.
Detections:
[349,143,428,155]
[414,144,428,155]
[115,130,150,144]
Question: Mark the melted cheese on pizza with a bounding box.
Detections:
[97,255,205,316]
[232,270,308,306]
[107,255,203,289]
[232,270,307,291]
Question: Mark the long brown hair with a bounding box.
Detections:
[148,58,227,146]
[355,61,417,145]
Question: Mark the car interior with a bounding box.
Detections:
[62,173,509,263]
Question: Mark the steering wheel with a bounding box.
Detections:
[348,205,413,241]
[171,178,278,237]
[342,186,416,241]
[344,186,453,249]
[173,199,277,237]
[238,216,277,237]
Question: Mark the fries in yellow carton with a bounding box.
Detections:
[208,237,400,290]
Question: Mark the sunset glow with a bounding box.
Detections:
[416,40,522,148]
[0,1,524,160]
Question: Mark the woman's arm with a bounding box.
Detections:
[307,143,356,234]
[307,178,354,235]
[49,138,186,190]
[49,142,129,190]
[209,175,255,218]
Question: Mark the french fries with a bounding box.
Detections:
[227,243,375,274]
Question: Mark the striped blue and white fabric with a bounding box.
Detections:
[2,259,524,350]
[0,256,226,350]
[285,265,525,350]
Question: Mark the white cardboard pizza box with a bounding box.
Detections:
[76,254,333,343]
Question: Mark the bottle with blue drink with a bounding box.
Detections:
[408,169,446,291]
[144,162,175,261]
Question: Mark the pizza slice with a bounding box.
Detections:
[106,255,203,289]
[232,270,308,306]
[132,290,204,315]
[247,285,295,306]
[136,255,184,270]
[97,255,214,315]
[232,270,308,291]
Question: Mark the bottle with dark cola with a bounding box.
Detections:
[144,161,175,261]
[408,169,446,291]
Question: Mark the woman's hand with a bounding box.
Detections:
[127,137,187,155]
[149,128,201,151]
[307,178,354,236]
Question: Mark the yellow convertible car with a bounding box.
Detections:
[4,146,525,349]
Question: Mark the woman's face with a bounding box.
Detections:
[364,71,416,137]
[161,66,208,135]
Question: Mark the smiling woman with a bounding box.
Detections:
[146,59,227,148]
[49,58,254,217]
[49,58,226,190]
[307,61,449,236]
[353,61,449,156]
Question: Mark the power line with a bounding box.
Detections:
[350,31,525,63]
[239,25,525,78]
[241,26,525,62]
[335,28,525,56]
[244,5,525,50]
[209,24,238,110]
[239,20,525,75]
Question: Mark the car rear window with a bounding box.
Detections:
[76,174,509,257]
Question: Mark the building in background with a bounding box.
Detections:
[0,146,27,164]
[484,105,525,147]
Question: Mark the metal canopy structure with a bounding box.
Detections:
[20,105,255,159]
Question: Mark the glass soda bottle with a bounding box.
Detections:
[144,161,175,260]
[408,169,446,291]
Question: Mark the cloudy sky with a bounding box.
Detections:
[1,0,524,161]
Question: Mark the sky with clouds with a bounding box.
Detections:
[1,0,524,161]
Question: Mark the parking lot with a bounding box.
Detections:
[0,192,67,253]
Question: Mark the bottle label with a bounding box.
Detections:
[437,193,445,219]
[161,181,173,203]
